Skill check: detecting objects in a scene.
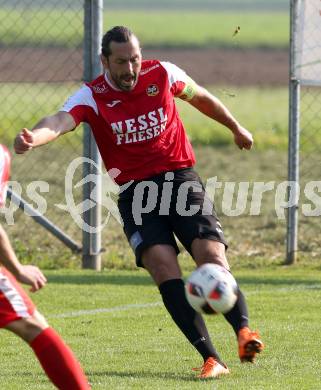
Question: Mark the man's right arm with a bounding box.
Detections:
[14,111,76,154]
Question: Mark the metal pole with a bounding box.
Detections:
[82,0,103,270]
[286,0,301,264]
[7,188,81,253]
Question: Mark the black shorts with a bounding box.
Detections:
[118,167,228,267]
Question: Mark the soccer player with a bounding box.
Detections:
[0,144,90,389]
[14,26,264,378]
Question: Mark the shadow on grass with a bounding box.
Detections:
[47,272,154,286]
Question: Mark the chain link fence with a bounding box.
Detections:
[0,0,85,265]
[2,0,313,268]
[288,0,321,262]
[298,86,321,259]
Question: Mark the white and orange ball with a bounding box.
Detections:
[185,263,238,314]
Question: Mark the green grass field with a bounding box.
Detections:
[0,9,289,48]
[0,267,320,389]
[1,3,320,388]
[0,84,290,149]
[1,83,320,269]
[177,87,290,149]
[0,0,289,10]
[2,83,321,152]
[3,144,320,272]
[106,0,289,10]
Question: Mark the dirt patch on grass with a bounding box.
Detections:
[145,47,288,86]
[0,47,288,86]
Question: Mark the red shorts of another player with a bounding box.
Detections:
[0,267,36,328]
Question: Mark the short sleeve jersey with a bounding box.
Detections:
[61,60,196,184]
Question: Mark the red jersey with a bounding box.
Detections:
[61,60,195,184]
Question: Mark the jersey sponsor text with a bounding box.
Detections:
[111,107,168,145]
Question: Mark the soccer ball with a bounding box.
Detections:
[185,263,238,314]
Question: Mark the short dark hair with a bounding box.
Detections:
[101,26,135,58]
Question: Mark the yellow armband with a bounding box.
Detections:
[178,77,197,101]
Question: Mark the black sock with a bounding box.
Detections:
[223,286,249,335]
[159,278,221,362]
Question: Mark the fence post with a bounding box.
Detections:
[286,0,301,264]
[82,0,103,270]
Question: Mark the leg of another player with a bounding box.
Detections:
[142,244,223,364]
[4,310,91,389]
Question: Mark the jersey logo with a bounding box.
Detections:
[92,82,108,93]
[106,100,121,108]
[146,84,159,96]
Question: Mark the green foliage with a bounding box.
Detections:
[0,267,320,388]
[0,8,289,48]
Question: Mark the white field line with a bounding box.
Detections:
[49,284,321,319]
[50,301,162,319]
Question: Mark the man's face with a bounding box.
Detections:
[102,36,142,91]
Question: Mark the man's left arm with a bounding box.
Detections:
[0,224,47,291]
[179,82,253,150]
